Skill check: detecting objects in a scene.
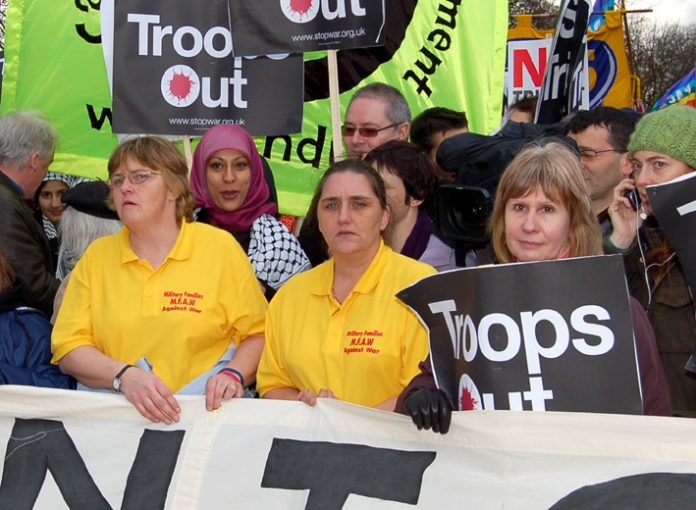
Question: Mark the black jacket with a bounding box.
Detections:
[0,171,59,316]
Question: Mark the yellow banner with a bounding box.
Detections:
[508,12,635,109]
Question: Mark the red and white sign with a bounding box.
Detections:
[505,38,551,106]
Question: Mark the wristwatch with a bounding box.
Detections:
[112,364,134,393]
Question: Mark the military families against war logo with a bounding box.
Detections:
[162,290,204,313]
[344,329,383,355]
[397,256,643,415]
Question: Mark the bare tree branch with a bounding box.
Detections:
[509,0,559,29]
[628,14,696,108]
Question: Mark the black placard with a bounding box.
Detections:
[647,172,696,298]
[398,255,643,414]
[535,0,592,124]
[229,0,386,56]
[111,0,304,136]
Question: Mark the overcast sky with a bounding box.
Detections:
[628,0,696,25]
[553,0,696,25]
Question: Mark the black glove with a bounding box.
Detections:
[404,388,452,434]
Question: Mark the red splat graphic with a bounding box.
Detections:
[460,388,479,411]
[169,71,195,100]
[289,0,313,15]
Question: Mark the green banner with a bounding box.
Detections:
[1,0,508,216]
[1,0,117,178]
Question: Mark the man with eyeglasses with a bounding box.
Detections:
[342,83,411,160]
[0,110,60,316]
[566,107,639,236]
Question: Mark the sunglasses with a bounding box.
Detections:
[341,123,399,138]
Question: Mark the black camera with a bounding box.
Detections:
[434,184,493,263]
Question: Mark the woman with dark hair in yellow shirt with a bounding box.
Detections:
[257,159,435,410]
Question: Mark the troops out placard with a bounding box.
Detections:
[228,0,386,56]
[109,0,304,136]
[398,255,643,415]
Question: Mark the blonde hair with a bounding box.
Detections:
[56,207,122,280]
[107,136,195,223]
[490,141,602,263]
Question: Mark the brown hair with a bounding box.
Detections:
[364,140,437,205]
[310,158,388,212]
[300,159,388,264]
[411,107,468,153]
[0,251,16,293]
[490,141,602,263]
[107,136,195,222]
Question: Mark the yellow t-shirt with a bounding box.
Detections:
[257,241,435,407]
[52,221,267,391]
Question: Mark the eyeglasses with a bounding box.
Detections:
[108,170,162,189]
[578,149,627,160]
[341,123,399,138]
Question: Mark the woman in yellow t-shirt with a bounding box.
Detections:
[257,159,435,410]
[52,137,267,424]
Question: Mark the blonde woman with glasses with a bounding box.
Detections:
[52,137,268,424]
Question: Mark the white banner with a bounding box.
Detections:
[0,386,695,509]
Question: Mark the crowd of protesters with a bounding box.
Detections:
[0,84,694,430]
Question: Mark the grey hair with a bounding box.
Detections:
[0,110,58,168]
[56,207,122,280]
[348,83,412,125]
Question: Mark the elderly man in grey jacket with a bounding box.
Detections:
[0,110,60,316]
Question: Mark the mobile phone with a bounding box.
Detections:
[627,189,641,211]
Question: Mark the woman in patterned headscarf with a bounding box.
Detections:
[33,172,80,271]
[190,125,310,299]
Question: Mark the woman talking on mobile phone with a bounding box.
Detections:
[607,105,696,417]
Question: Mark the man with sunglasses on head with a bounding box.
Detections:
[566,107,639,237]
[342,83,411,160]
